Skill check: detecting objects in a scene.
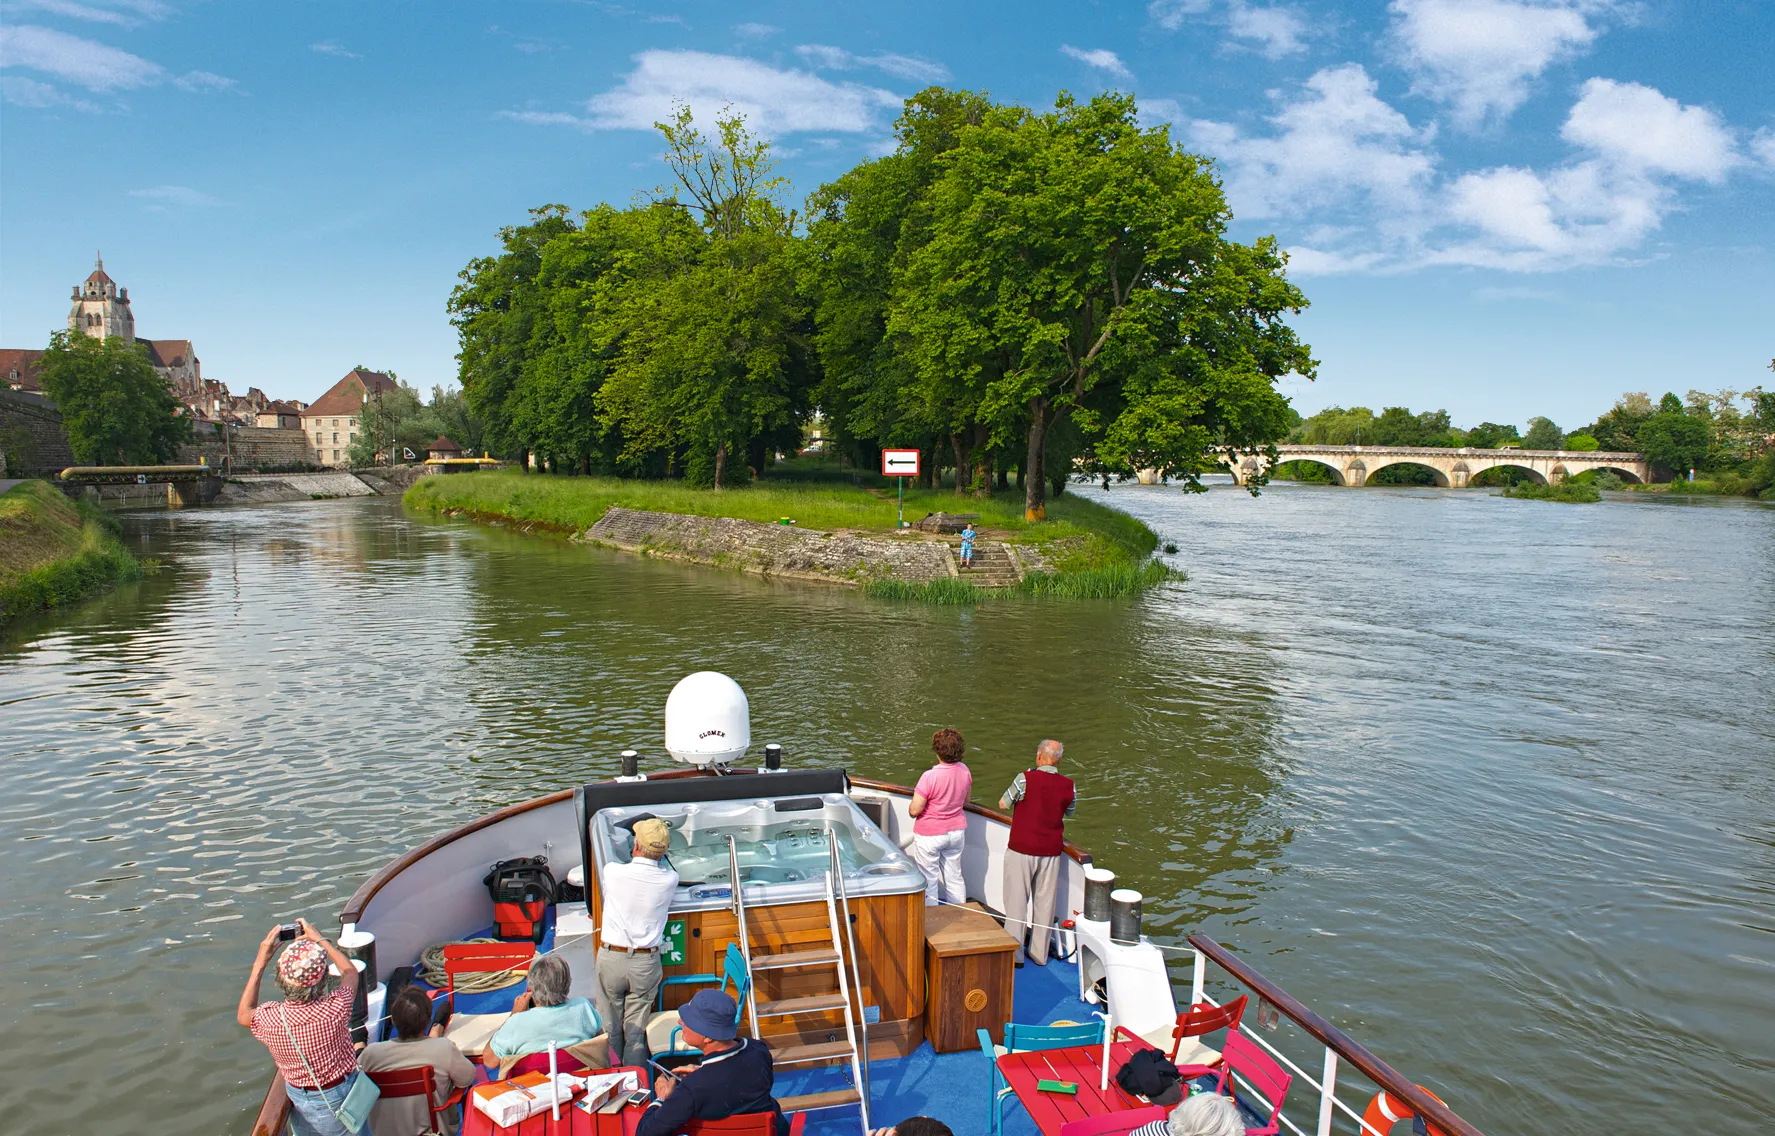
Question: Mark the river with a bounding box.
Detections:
[2,483,1771,1134]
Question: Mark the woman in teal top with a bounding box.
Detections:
[959,523,976,569]
[483,954,603,1069]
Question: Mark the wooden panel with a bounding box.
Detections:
[925,908,1016,1053]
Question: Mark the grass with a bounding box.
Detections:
[1499,481,1602,503]
[1,480,145,625]
[406,466,1170,601]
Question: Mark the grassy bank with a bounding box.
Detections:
[1,480,145,625]
[406,468,1172,599]
[1500,481,1602,503]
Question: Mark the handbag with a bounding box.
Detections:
[279,1003,381,1133]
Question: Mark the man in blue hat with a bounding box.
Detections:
[636,989,788,1136]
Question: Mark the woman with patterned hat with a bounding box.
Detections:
[237,918,364,1135]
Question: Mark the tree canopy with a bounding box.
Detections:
[449,88,1317,504]
[38,331,190,465]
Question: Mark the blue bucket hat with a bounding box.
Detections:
[678,988,738,1041]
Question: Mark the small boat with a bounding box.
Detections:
[248,673,1484,1136]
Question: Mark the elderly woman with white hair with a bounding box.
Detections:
[1130,1092,1248,1136]
[481,952,606,1074]
[238,919,364,1136]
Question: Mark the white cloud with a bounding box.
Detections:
[1753,129,1775,169]
[0,23,163,89]
[1,73,99,110]
[1,0,170,26]
[310,41,363,60]
[733,23,781,39]
[577,51,903,135]
[1190,65,1437,221]
[129,185,223,206]
[1389,0,1605,128]
[1148,0,1308,58]
[1060,45,1133,81]
[1561,78,1737,182]
[792,43,948,83]
[173,70,235,92]
[1226,5,1309,57]
[499,110,592,129]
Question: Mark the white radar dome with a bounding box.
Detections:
[664,671,751,767]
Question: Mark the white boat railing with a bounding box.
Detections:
[1186,933,1483,1136]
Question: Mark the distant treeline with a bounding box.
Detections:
[1282,389,1775,492]
[444,89,1316,517]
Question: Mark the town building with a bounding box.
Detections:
[256,400,305,429]
[2,348,44,392]
[426,435,464,459]
[302,368,400,467]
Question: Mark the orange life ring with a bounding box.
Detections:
[1361,1086,1450,1136]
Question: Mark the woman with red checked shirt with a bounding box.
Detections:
[238,918,363,1136]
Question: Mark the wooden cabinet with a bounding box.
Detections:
[924,903,1019,1053]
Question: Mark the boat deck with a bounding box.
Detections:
[432,915,1241,1136]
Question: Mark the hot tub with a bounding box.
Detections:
[588,791,926,912]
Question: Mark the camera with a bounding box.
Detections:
[276,923,300,941]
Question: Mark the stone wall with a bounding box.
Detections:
[582,506,961,586]
[179,423,315,472]
[0,389,76,476]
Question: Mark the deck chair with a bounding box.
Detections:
[441,941,536,995]
[1168,995,1248,1069]
[1057,1105,1168,1136]
[659,941,747,1007]
[363,1065,469,1133]
[1194,1031,1291,1136]
[978,1020,1107,1136]
[683,1110,806,1136]
[507,1049,593,1077]
[646,943,751,1056]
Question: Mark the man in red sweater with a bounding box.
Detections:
[998,739,1075,966]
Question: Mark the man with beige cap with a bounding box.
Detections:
[597,816,679,1066]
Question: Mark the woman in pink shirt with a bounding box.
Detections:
[908,727,972,906]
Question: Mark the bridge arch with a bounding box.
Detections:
[1473,462,1549,487]
[1271,456,1347,485]
[1362,457,1452,488]
[1582,464,1644,484]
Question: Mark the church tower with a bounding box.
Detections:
[68,252,135,342]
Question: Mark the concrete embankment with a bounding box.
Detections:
[579,506,1047,588]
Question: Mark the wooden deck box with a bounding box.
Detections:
[923,903,1019,1053]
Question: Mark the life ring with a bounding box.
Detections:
[1361,1086,1450,1136]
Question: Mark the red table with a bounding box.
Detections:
[995,1032,1152,1136]
[463,1066,652,1136]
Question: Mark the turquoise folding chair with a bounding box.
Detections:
[654,943,751,1055]
[977,1020,1107,1136]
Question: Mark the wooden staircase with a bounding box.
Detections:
[957,540,1021,588]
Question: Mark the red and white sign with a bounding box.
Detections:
[881,449,920,477]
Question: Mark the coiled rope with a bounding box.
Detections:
[418,938,530,994]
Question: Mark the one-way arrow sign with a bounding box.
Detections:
[881,448,920,477]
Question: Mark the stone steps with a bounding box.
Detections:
[956,541,1022,587]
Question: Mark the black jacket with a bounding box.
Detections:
[635,1039,788,1136]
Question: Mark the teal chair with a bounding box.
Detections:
[977,1020,1107,1136]
[649,943,751,1055]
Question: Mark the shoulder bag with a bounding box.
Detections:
[278,1002,381,1133]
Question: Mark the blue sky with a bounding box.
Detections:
[2,0,1770,431]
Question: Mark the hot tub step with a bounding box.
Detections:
[750,947,840,970]
[767,1039,857,1065]
[777,1089,863,1112]
[756,993,849,1016]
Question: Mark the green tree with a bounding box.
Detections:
[37,330,191,465]
[1465,422,1522,449]
[1523,416,1565,450]
[1564,433,1600,451]
[1640,392,1710,477]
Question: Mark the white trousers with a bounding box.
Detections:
[910,829,966,907]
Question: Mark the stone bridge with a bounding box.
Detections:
[1220,445,1650,487]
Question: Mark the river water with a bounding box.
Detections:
[2,484,1771,1134]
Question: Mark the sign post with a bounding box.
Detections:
[881,448,920,529]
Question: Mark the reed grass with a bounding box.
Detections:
[1500,481,1602,503]
[1,481,145,625]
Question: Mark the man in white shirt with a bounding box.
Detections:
[596,816,680,1067]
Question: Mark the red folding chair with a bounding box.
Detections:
[364,1065,469,1133]
[506,1049,592,1077]
[1057,1105,1168,1136]
[683,1110,806,1136]
[1168,995,1248,1068]
[1192,1031,1291,1136]
[441,942,536,995]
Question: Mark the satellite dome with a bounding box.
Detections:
[664,671,751,767]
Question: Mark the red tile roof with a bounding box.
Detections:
[427,435,464,454]
[0,348,45,391]
[262,400,302,414]
[86,268,114,286]
[141,339,195,368]
[303,369,399,418]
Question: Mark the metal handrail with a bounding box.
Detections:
[1188,933,1485,1136]
[727,835,759,1039]
[828,831,872,1110]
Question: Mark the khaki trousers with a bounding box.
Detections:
[1002,849,1061,964]
[594,946,662,1067]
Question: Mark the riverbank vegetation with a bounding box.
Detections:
[405,467,1172,598]
[0,480,144,625]
[439,89,1315,520]
[1500,481,1602,504]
